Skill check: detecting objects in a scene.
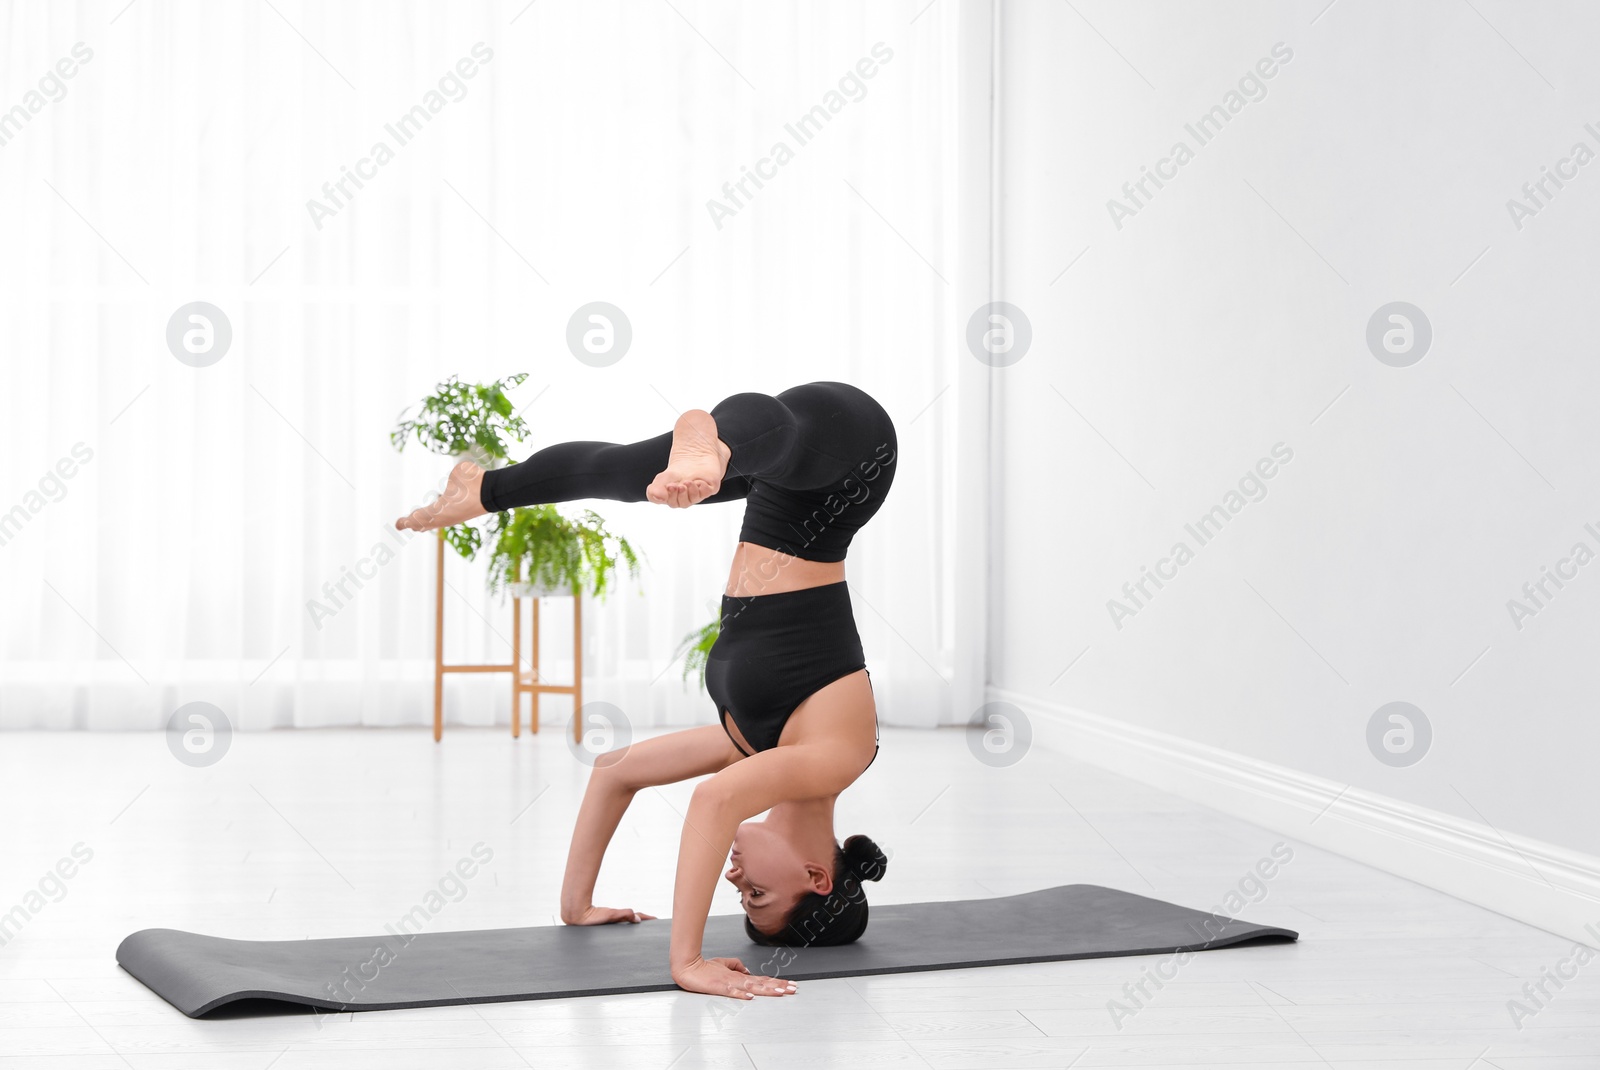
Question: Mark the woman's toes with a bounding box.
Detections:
[647,409,730,509]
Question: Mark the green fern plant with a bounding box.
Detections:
[390,372,531,461]
[439,523,482,561]
[674,615,721,690]
[484,505,643,601]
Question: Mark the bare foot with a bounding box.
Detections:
[647,409,732,508]
[396,460,488,532]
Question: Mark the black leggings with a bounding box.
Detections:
[477,381,895,766]
[479,381,897,562]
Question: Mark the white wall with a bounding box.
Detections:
[994,0,1600,860]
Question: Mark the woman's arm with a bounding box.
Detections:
[668,743,859,996]
[560,725,742,924]
[559,765,643,925]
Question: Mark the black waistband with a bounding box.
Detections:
[715,580,859,651]
[720,578,849,609]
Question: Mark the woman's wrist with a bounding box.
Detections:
[669,926,707,976]
[669,952,704,979]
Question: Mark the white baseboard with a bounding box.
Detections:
[995,686,1600,948]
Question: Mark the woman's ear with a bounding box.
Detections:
[805,861,833,896]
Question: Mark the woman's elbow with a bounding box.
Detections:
[588,748,638,793]
[688,777,735,818]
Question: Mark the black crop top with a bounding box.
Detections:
[733,443,898,562]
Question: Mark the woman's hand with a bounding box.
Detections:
[563,905,657,926]
[671,955,798,999]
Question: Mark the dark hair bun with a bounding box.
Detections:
[842,834,888,882]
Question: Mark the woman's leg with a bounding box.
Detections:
[512,384,892,512]
[483,433,655,511]
[711,382,895,492]
[394,383,892,531]
[636,384,890,509]
[395,426,754,531]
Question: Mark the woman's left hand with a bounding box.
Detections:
[672,955,797,999]
[564,905,657,926]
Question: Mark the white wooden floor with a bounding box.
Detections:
[0,725,1594,1069]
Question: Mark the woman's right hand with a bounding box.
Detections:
[672,955,797,999]
[562,905,658,926]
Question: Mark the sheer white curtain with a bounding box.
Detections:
[0,0,972,733]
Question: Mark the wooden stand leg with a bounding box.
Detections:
[531,597,541,734]
[573,593,583,745]
[433,530,444,743]
[431,551,584,746]
[511,595,522,739]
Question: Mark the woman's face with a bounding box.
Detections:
[725,820,831,934]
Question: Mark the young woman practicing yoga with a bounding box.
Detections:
[395,381,897,1000]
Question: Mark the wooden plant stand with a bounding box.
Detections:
[431,530,583,743]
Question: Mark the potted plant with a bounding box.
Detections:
[484,505,644,602]
[674,615,721,690]
[391,372,531,558]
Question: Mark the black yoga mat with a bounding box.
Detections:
[117,883,1297,1017]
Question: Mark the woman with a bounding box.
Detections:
[395,381,897,1000]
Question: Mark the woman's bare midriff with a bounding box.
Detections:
[724,542,845,597]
